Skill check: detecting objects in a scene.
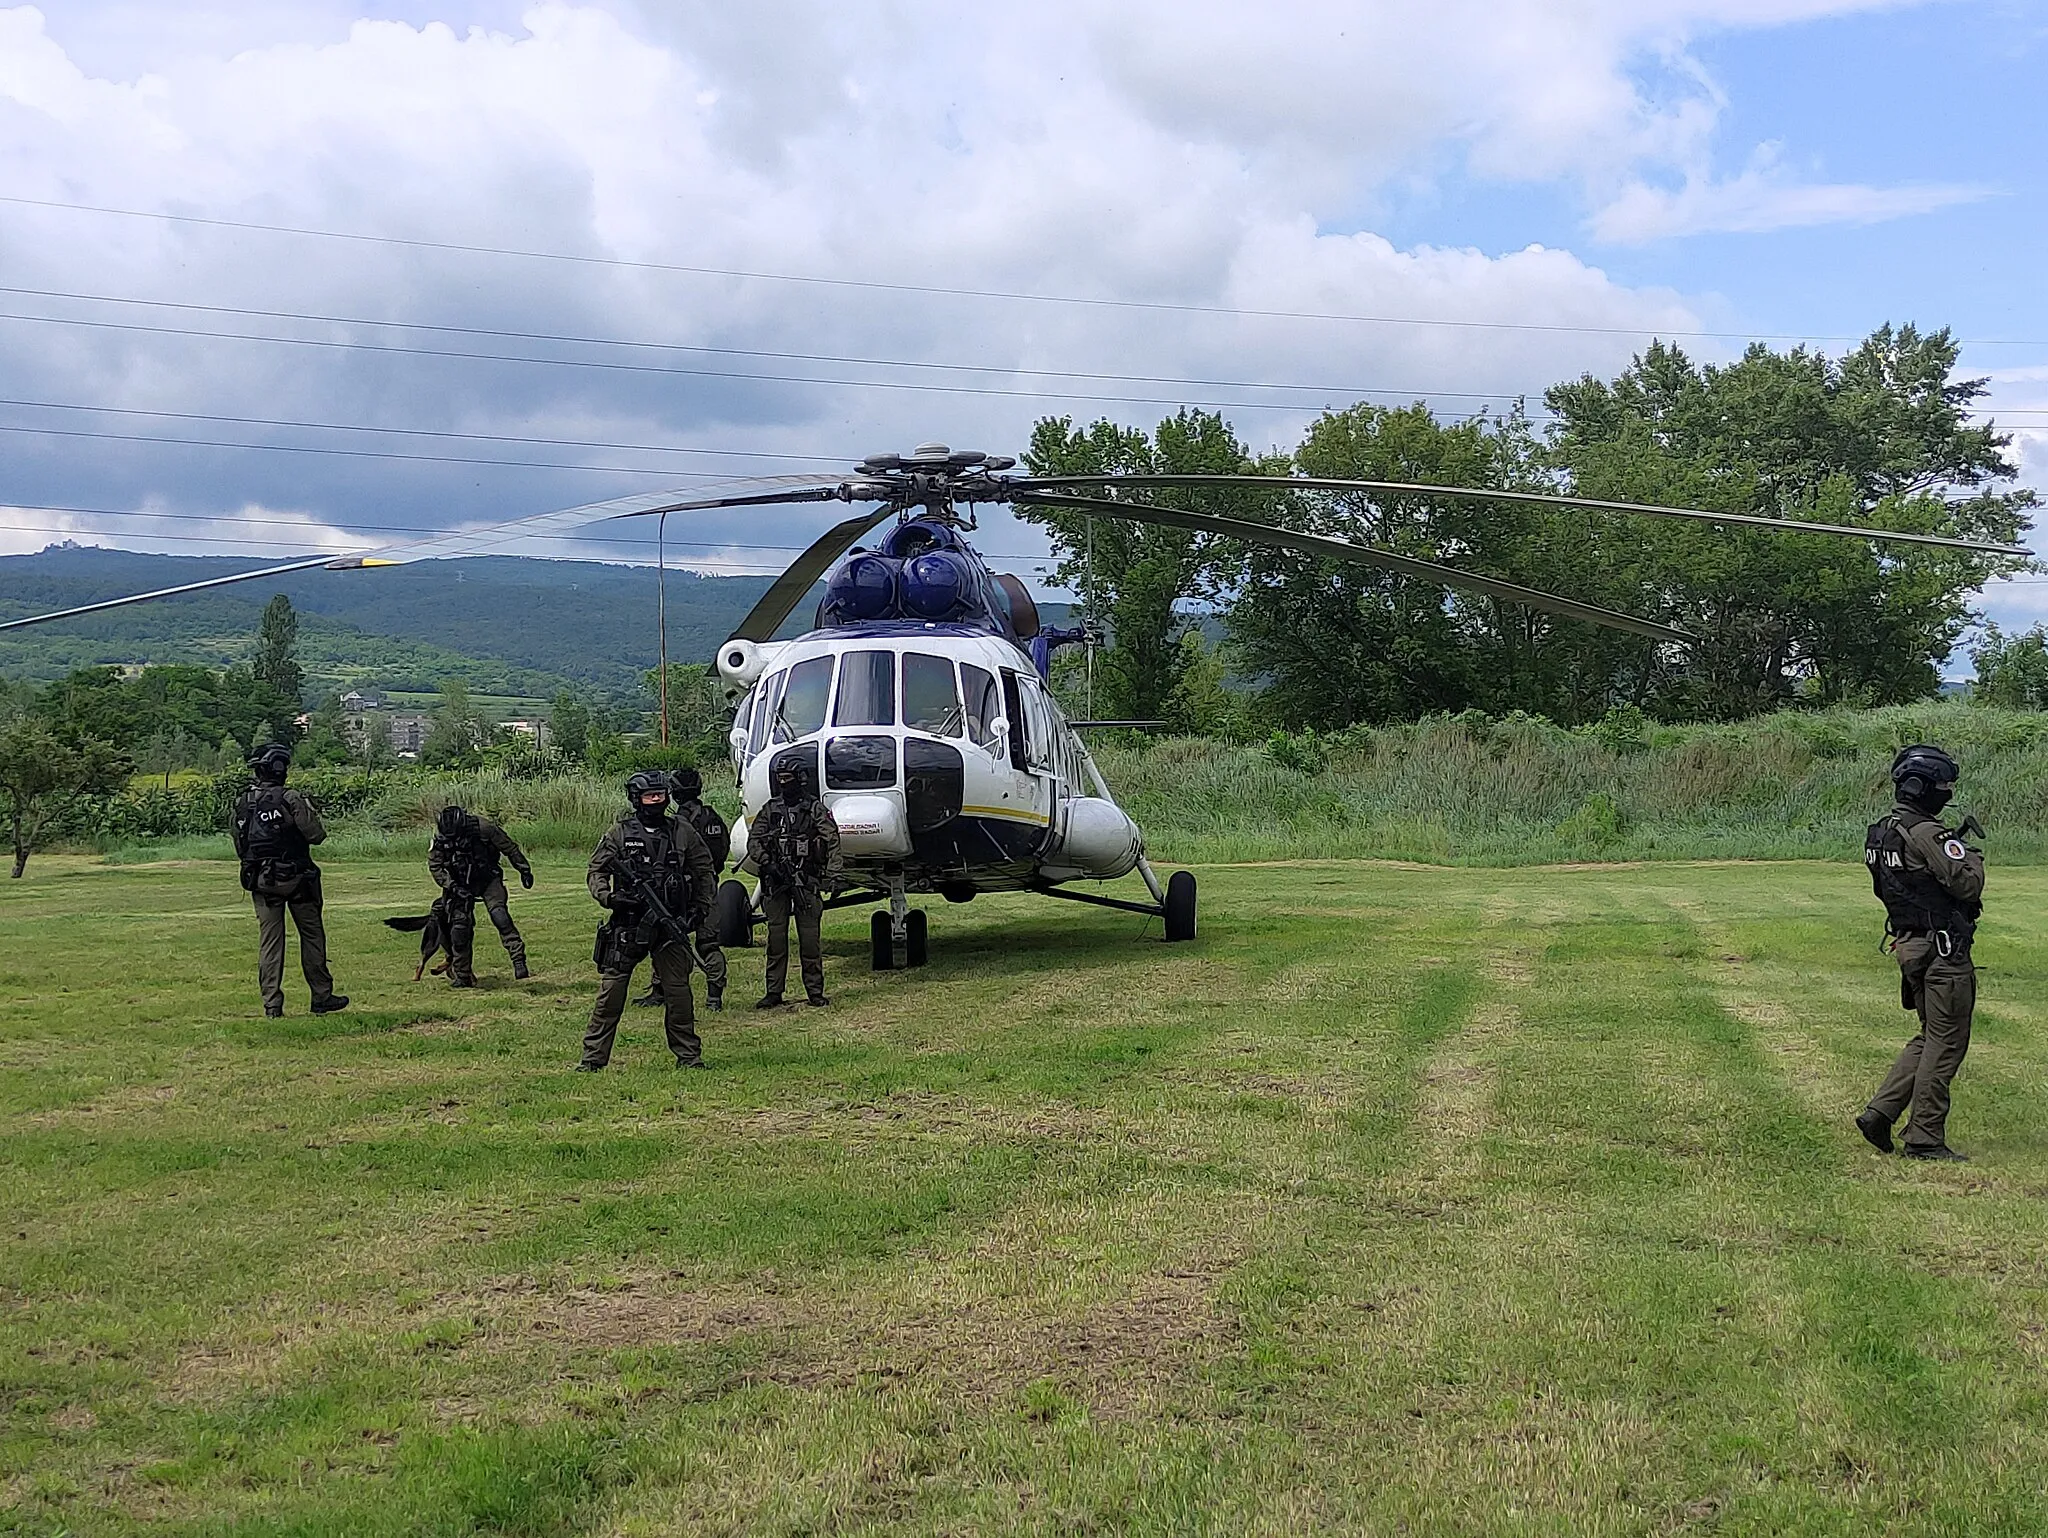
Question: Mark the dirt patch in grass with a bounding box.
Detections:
[23,1082,180,1127]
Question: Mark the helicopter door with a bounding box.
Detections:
[1000,668,1057,832]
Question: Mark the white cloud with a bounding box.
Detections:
[0,499,360,557]
[1592,144,1988,242]
[0,0,1996,585]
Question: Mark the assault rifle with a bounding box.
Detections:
[755,821,826,896]
[606,860,705,966]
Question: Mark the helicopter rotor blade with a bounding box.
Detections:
[1013,492,1694,645]
[727,505,899,643]
[1009,474,2032,557]
[0,473,865,633]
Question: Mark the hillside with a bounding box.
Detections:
[0,545,779,694]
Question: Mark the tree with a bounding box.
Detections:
[1017,411,1286,724]
[360,712,396,770]
[252,594,305,705]
[548,691,591,761]
[1546,326,2037,718]
[422,680,490,766]
[1,716,129,877]
[1972,625,2048,709]
[296,692,354,767]
[644,663,732,762]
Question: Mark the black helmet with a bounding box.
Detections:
[436,804,471,839]
[670,766,703,799]
[248,742,292,783]
[624,770,670,803]
[1891,743,1959,812]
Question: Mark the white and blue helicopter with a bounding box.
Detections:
[5,440,2026,971]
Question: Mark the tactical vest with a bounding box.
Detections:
[682,799,730,870]
[760,801,823,888]
[235,786,312,897]
[1865,813,1974,939]
[436,828,500,891]
[618,817,688,910]
[237,786,308,865]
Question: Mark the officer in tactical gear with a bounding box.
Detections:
[633,767,731,1011]
[579,770,718,1070]
[428,804,535,986]
[231,743,347,1019]
[1857,744,1985,1162]
[747,758,842,1008]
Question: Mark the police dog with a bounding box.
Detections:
[384,895,456,981]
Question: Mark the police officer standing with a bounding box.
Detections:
[428,804,535,986]
[1858,744,1985,1162]
[634,767,730,1011]
[748,758,842,1008]
[231,743,347,1019]
[579,771,717,1071]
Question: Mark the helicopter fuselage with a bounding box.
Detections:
[723,624,1146,898]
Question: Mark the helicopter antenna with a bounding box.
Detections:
[657,510,670,747]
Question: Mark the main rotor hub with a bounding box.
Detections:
[854,444,1018,526]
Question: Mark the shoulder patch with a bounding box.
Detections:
[1943,838,1967,860]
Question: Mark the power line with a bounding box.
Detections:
[0,283,1574,405]
[0,308,1532,417]
[0,397,853,467]
[11,191,2025,347]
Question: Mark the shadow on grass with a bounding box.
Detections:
[219,1008,459,1047]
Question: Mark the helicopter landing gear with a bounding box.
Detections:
[871,879,930,969]
[1164,870,1198,943]
[715,879,755,948]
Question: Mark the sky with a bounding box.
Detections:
[1,0,2045,631]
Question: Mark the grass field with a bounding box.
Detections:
[5,851,2048,1535]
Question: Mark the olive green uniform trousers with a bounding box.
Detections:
[582,940,699,1067]
[1868,935,1976,1152]
[254,885,335,1014]
[447,876,528,984]
[763,886,825,1000]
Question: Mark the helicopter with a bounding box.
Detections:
[3,440,2029,970]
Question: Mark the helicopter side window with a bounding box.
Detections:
[902,652,963,736]
[732,683,759,769]
[961,663,1002,752]
[1017,678,1055,772]
[832,649,896,727]
[775,657,832,740]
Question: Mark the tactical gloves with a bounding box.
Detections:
[520,869,534,889]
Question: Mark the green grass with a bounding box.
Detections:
[6,850,2048,1533]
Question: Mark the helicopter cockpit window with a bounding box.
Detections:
[773,657,832,741]
[732,684,760,766]
[902,652,963,736]
[960,664,1001,752]
[833,649,896,727]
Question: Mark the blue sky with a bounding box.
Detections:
[1,0,2044,636]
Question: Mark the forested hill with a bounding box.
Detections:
[0,545,779,694]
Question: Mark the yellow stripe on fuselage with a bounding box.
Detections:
[960,804,1051,826]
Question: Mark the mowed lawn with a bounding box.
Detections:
[5,852,2048,1536]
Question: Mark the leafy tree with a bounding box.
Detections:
[1972,625,2048,708]
[1546,326,2036,718]
[296,692,355,767]
[360,712,396,770]
[548,691,591,761]
[1224,403,1629,726]
[1,716,128,877]
[252,594,305,705]
[645,662,732,763]
[1017,411,1287,724]
[422,680,491,766]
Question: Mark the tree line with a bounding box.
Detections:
[1019,326,2038,730]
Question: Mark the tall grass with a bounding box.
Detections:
[94,703,2048,868]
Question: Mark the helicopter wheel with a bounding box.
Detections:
[1163,870,1197,942]
[905,909,928,968]
[870,910,896,971]
[715,880,754,948]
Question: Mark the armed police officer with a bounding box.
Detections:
[748,758,842,1008]
[579,771,718,1070]
[428,804,535,986]
[1857,744,1985,1163]
[231,743,348,1019]
[634,767,731,1012]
